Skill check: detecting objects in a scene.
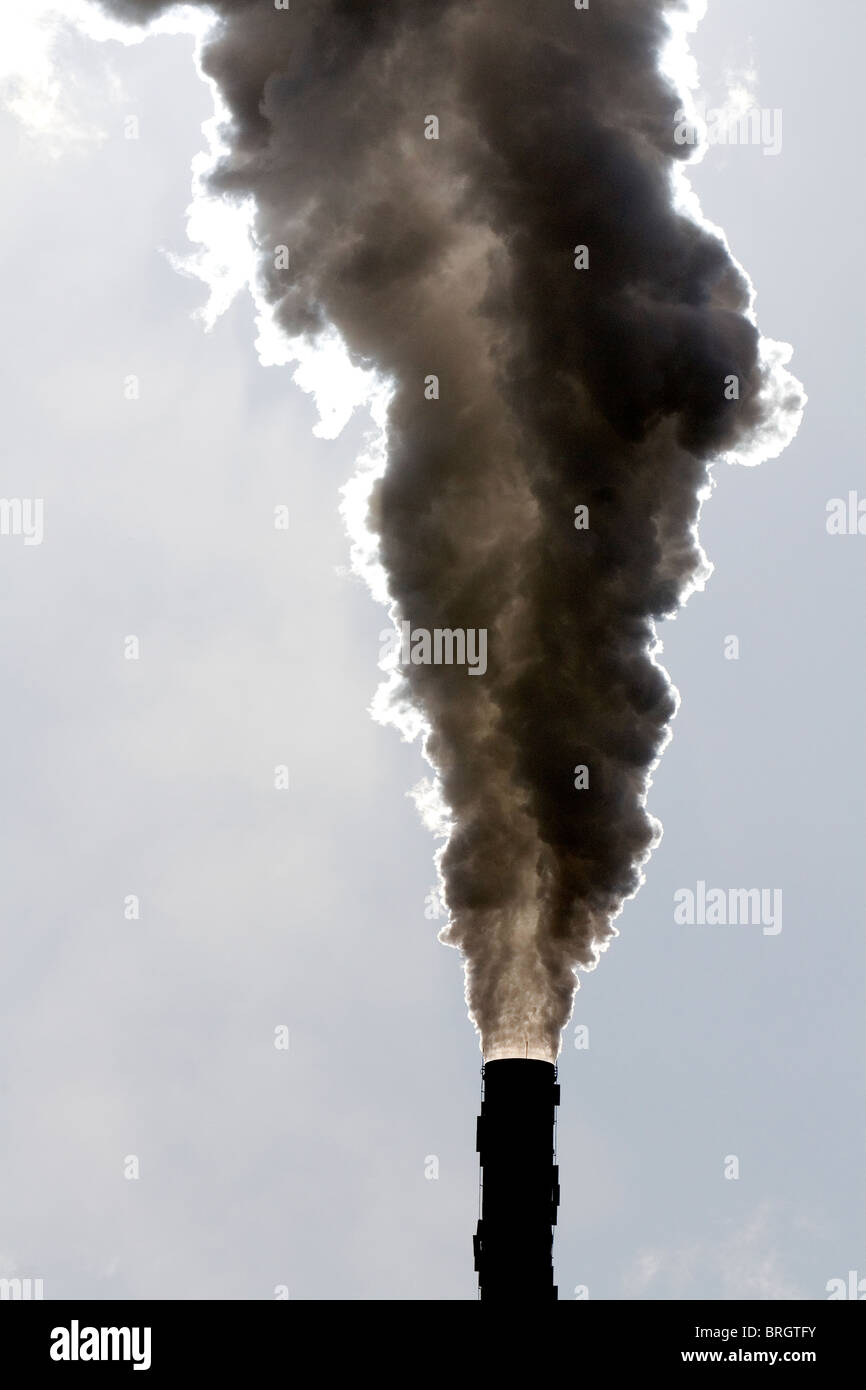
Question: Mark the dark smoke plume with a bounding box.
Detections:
[97,0,803,1061]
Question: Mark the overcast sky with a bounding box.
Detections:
[0,0,862,1300]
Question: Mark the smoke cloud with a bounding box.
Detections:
[97,0,803,1061]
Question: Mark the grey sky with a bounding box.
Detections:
[0,0,861,1300]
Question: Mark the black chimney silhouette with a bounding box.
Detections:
[474,1058,560,1300]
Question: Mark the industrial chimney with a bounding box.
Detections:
[473,1058,560,1301]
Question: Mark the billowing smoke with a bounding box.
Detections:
[98,0,803,1061]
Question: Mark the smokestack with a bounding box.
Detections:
[474,1059,560,1301]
